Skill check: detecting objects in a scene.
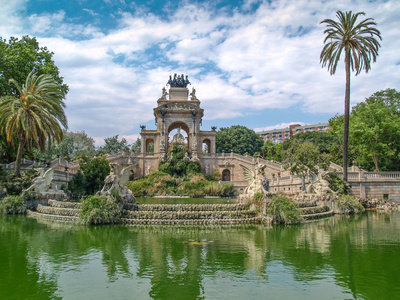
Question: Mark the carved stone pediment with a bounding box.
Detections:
[160,103,199,112]
[219,160,235,168]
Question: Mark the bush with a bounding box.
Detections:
[265,194,302,224]
[127,172,175,197]
[127,179,154,197]
[186,161,201,175]
[0,169,38,196]
[250,192,265,207]
[335,195,365,214]
[189,189,204,198]
[220,183,235,197]
[0,195,26,214]
[67,170,87,199]
[158,142,202,177]
[77,156,110,195]
[79,195,121,224]
[324,173,350,195]
[202,182,235,197]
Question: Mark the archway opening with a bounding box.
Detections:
[202,139,211,155]
[145,138,154,155]
[222,169,231,181]
[168,121,190,150]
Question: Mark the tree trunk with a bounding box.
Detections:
[14,141,24,177]
[301,175,306,191]
[373,154,379,171]
[343,48,351,182]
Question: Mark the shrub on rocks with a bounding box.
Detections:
[0,195,26,214]
[79,195,121,224]
[265,194,302,224]
[335,195,365,214]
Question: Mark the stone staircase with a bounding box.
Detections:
[297,201,334,220]
[27,200,80,222]
[27,200,259,225]
[121,203,259,225]
[27,199,333,224]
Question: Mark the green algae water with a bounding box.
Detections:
[1,212,400,300]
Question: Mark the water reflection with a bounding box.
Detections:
[1,212,399,299]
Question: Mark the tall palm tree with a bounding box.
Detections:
[320,11,381,181]
[0,72,68,177]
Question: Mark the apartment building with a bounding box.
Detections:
[256,123,330,144]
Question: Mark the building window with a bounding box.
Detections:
[222,169,231,181]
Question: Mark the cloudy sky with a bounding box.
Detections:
[1,0,399,145]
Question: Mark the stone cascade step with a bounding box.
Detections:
[121,217,261,225]
[27,210,78,222]
[296,201,318,208]
[37,204,80,217]
[296,201,334,220]
[122,209,257,220]
[28,199,335,224]
[122,203,257,224]
[300,206,330,215]
[48,199,81,209]
[302,210,334,220]
[124,203,250,212]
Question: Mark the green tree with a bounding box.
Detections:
[328,115,358,168]
[33,131,96,161]
[289,131,336,154]
[0,72,67,177]
[261,141,284,162]
[158,142,201,177]
[0,36,68,97]
[320,11,381,181]
[98,134,130,155]
[78,156,110,195]
[350,89,400,171]
[67,170,87,198]
[283,140,329,191]
[131,137,141,154]
[0,134,17,163]
[216,125,264,155]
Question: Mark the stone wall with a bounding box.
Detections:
[363,182,400,202]
[270,173,400,203]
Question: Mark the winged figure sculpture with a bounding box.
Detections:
[24,167,56,194]
[239,163,269,198]
[100,162,136,204]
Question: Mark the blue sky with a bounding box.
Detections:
[1,0,399,145]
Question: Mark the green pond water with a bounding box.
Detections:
[1,212,400,300]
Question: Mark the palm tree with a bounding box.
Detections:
[0,72,68,177]
[320,11,381,181]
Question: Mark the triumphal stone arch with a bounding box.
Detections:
[140,74,216,161]
[107,74,286,195]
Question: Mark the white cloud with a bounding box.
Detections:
[254,121,306,133]
[1,0,399,142]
